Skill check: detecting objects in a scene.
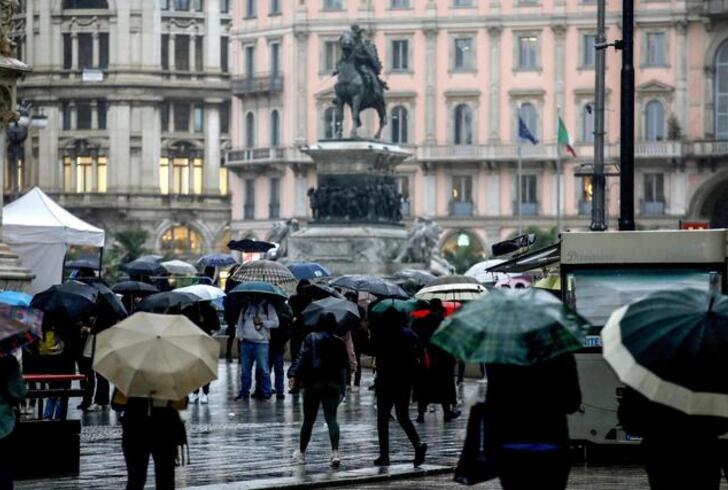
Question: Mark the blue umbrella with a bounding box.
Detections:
[197,253,239,268]
[287,262,331,280]
[0,291,32,306]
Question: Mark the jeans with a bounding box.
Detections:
[239,340,271,398]
[300,387,341,452]
[43,381,70,420]
[269,347,285,396]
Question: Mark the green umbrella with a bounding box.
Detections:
[229,281,288,299]
[370,298,418,315]
[431,288,590,365]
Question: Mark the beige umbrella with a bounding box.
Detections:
[415,282,488,302]
[93,312,219,400]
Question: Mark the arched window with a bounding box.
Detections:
[323,107,336,139]
[390,105,408,144]
[160,225,204,256]
[716,41,728,139]
[519,103,538,140]
[454,104,473,145]
[645,99,665,141]
[440,230,485,273]
[245,112,255,148]
[581,103,595,143]
[270,110,280,147]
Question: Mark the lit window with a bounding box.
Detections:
[219,167,228,195]
[161,225,203,256]
[453,38,473,71]
[160,157,169,194]
[97,156,107,192]
[173,157,190,194]
[76,156,93,193]
[518,35,539,70]
[193,158,203,195]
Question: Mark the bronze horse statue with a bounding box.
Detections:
[333,29,387,139]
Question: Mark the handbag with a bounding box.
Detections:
[454,402,499,486]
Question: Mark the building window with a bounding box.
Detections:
[220,37,228,72]
[63,155,107,193]
[97,157,107,192]
[99,33,109,69]
[390,105,408,144]
[62,101,72,130]
[270,110,281,147]
[161,34,169,70]
[581,103,594,143]
[245,45,255,77]
[270,0,281,14]
[642,173,665,215]
[244,178,255,219]
[450,175,473,216]
[76,156,93,192]
[454,104,473,145]
[519,103,538,141]
[63,0,109,8]
[174,102,190,132]
[220,101,230,134]
[270,42,281,76]
[396,176,410,217]
[391,39,409,71]
[78,33,93,69]
[245,0,255,17]
[519,174,538,215]
[172,158,190,194]
[194,36,203,71]
[391,0,409,8]
[159,158,169,194]
[453,37,473,71]
[269,177,281,219]
[161,102,170,132]
[160,157,203,195]
[175,34,190,71]
[716,41,728,140]
[193,103,204,133]
[160,225,204,256]
[63,34,72,69]
[219,168,228,195]
[323,40,340,73]
[97,99,107,129]
[454,0,474,5]
[644,99,665,141]
[323,0,344,10]
[245,112,255,148]
[220,0,229,13]
[175,0,190,9]
[76,101,92,129]
[581,33,595,68]
[192,0,203,11]
[518,35,539,70]
[323,107,336,139]
[645,32,667,67]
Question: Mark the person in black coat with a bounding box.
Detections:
[184,302,220,404]
[485,353,581,490]
[223,266,240,361]
[287,280,314,394]
[372,307,428,468]
[618,387,728,490]
[344,291,368,388]
[288,313,349,467]
[411,299,460,422]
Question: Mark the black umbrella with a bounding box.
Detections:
[227,238,276,253]
[303,283,344,300]
[302,297,360,331]
[136,291,199,314]
[65,258,101,270]
[136,254,163,263]
[111,281,160,296]
[31,280,98,321]
[329,275,408,299]
[394,269,436,286]
[120,259,167,277]
[89,282,128,331]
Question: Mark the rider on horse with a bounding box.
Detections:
[346,25,388,100]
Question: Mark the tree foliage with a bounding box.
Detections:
[103,229,149,283]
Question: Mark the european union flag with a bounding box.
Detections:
[518,117,539,145]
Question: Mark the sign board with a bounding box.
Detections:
[679,220,710,230]
[82,69,104,83]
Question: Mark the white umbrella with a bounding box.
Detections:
[175,284,225,301]
[465,259,511,284]
[93,312,219,400]
[415,283,488,302]
[161,259,198,276]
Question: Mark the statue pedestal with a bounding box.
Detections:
[0,242,34,291]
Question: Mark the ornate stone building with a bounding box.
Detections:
[9,0,232,256]
[228,0,728,258]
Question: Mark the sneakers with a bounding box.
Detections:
[373,456,390,466]
[190,393,199,403]
[414,443,428,467]
[292,450,306,464]
[331,450,340,468]
[200,394,209,404]
[84,403,102,412]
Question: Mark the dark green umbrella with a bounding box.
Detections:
[602,288,728,418]
[370,298,418,316]
[226,281,288,326]
[431,288,590,365]
[229,281,288,299]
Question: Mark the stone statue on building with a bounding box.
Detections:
[265,218,300,259]
[395,217,455,276]
[332,24,388,139]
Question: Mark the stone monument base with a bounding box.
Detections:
[0,242,34,291]
[287,225,408,276]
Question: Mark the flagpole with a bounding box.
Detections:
[517,139,523,235]
[556,107,562,233]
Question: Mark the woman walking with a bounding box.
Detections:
[288,313,349,467]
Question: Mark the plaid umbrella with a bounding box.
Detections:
[431,288,590,365]
[0,305,43,357]
[231,260,297,292]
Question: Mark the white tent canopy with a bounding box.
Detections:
[3,187,105,293]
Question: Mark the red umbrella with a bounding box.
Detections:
[410,301,462,319]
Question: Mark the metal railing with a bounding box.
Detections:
[231,72,284,96]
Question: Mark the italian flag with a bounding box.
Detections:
[557,116,577,157]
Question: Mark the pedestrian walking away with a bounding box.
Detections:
[236,296,279,400]
[371,307,428,468]
[288,313,349,467]
[288,280,314,394]
[184,301,220,404]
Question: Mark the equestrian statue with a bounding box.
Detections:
[332,25,388,140]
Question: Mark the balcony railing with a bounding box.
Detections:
[417,144,558,161]
[693,140,728,157]
[449,201,473,217]
[705,0,728,14]
[226,146,308,167]
[231,72,284,96]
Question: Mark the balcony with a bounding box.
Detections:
[692,139,728,157]
[640,200,666,216]
[226,146,308,168]
[231,72,283,97]
[449,201,473,217]
[417,144,558,162]
[632,141,684,159]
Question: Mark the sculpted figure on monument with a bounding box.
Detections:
[333,25,388,140]
[266,218,300,259]
[396,217,456,275]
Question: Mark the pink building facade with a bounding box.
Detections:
[228,0,728,257]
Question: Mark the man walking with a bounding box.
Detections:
[235,296,279,401]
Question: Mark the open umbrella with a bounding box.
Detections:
[303,283,344,300]
[394,269,436,286]
[0,305,43,357]
[411,301,462,319]
[111,281,159,296]
[197,253,238,268]
[161,260,198,276]
[120,259,167,277]
[227,238,276,253]
[287,262,331,280]
[31,281,99,321]
[137,255,163,263]
[229,281,287,300]
[93,312,219,400]
[136,291,199,314]
[415,283,487,302]
[89,282,128,331]
[302,297,360,330]
[0,291,32,306]
[602,288,728,418]
[431,288,590,365]
[175,284,226,302]
[231,260,297,291]
[65,258,101,270]
[533,275,561,291]
[329,275,408,299]
[370,298,418,316]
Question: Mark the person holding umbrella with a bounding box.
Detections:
[288,313,349,467]
[235,294,279,401]
[288,280,314,394]
[183,301,220,404]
